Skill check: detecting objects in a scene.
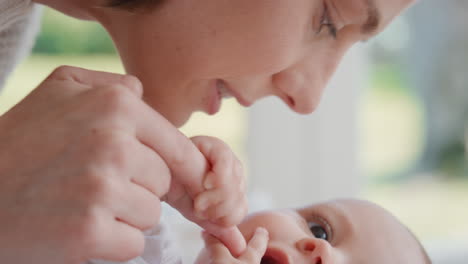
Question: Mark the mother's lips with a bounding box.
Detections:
[261,247,290,264]
[217,79,253,107]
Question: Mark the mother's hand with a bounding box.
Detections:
[0,66,206,264]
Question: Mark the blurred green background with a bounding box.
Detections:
[33,9,115,54]
[0,6,467,247]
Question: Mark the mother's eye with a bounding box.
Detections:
[308,222,329,241]
[318,3,337,39]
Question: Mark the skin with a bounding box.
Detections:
[198,199,427,264]
[0,67,246,263]
[88,0,413,127]
[31,0,416,127]
[0,68,176,263]
[0,0,414,262]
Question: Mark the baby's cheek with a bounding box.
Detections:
[238,211,295,241]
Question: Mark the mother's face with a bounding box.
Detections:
[91,0,413,127]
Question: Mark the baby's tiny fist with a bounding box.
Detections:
[194,198,210,220]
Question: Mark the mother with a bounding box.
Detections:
[0,0,414,263]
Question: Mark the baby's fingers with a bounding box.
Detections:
[194,172,224,216]
[197,190,247,227]
[202,231,232,256]
[239,228,269,263]
[202,224,247,257]
[191,136,233,185]
[200,227,268,263]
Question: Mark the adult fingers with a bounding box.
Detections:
[201,231,233,257]
[200,227,268,261]
[134,106,208,196]
[129,141,171,198]
[239,228,269,263]
[89,136,165,230]
[83,132,171,200]
[200,224,247,257]
[110,180,162,231]
[89,216,145,262]
[50,67,210,197]
[112,139,167,230]
[45,65,143,97]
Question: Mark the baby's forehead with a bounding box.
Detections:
[296,199,414,239]
[299,200,424,263]
[297,199,376,213]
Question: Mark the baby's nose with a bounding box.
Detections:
[296,237,331,263]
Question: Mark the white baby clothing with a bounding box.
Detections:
[88,223,182,264]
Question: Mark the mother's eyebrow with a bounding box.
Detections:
[361,0,381,34]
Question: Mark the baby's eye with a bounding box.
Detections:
[308,222,329,241]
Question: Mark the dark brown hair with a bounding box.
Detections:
[105,0,164,12]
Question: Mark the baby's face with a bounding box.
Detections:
[93,0,414,126]
[237,199,425,264]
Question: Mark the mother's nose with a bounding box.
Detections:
[272,69,323,115]
[296,237,333,263]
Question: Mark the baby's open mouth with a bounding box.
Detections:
[261,256,280,264]
[260,248,289,264]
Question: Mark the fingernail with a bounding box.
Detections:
[197,198,210,212]
[204,176,215,190]
[256,227,268,236]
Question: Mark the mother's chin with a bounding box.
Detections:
[140,94,193,128]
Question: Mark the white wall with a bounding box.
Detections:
[246,45,367,210]
[426,239,468,264]
[170,45,368,262]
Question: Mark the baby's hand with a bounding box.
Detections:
[164,136,248,256]
[196,228,269,264]
[191,136,247,228]
[192,136,248,254]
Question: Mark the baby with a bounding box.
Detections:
[88,135,249,264]
[89,134,430,264]
[93,198,431,264]
[196,199,432,264]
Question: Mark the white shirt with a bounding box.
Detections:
[0,0,41,90]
